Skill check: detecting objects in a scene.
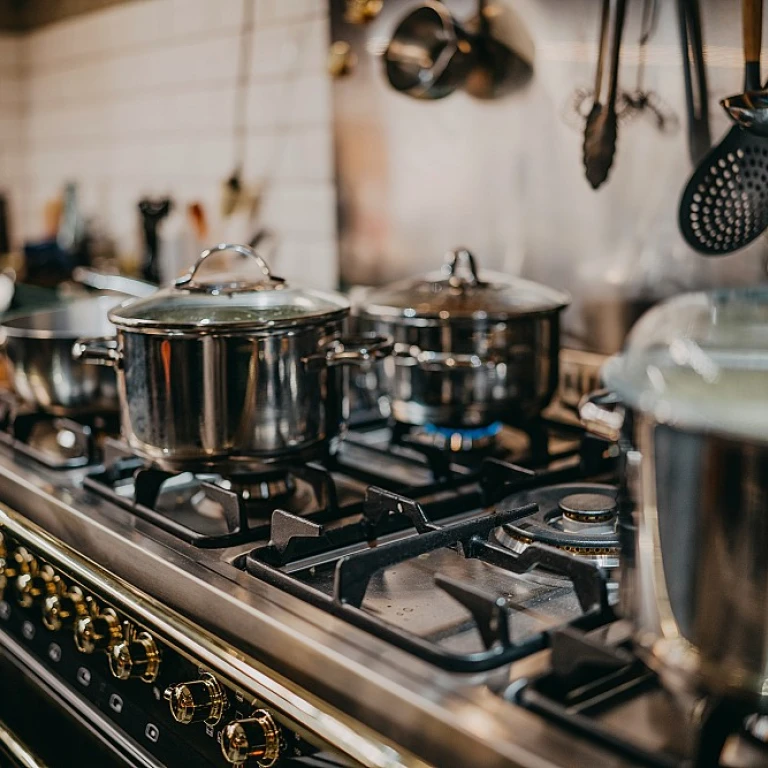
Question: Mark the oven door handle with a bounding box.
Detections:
[0,718,49,768]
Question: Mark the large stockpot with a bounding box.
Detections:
[580,289,768,711]
[74,244,392,470]
[357,248,570,427]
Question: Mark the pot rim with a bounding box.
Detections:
[0,296,118,341]
[106,304,350,334]
[359,302,569,325]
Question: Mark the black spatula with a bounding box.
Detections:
[679,0,767,255]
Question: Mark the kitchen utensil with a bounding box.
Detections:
[356,248,570,428]
[580,288,768,711]
[721,0,768,135]
[622,0,679,134]
[721,89,768,136]
[56,182,84,256]
[583,0,627,189]
[384,1,475,100]
[222,0,255,218]
[679,0,767,255]
[138,198,172,284]
[73,243,392,470]
[462,0,532,99]
[677,0,711,164]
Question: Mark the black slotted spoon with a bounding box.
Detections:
[679,0,768,255]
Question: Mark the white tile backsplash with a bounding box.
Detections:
[10,0,337,290]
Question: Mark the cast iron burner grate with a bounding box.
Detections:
[243,455,618,673]
[341,413,611,484]
[82,439,344,547]
[0,393,118,470]
[516,623,768,768]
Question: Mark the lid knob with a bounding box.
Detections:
[442,247,482,288]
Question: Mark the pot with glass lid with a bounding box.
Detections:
[356,248,570,427]
[73,243,392,470]
[580,288,768,711]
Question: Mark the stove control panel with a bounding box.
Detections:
[0,529,318,766]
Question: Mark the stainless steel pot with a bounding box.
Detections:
[74,243,392,470]
[0,297,121,414]
[357,248,570,427]
[580,289,768,711]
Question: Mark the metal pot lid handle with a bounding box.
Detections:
[174,242,286,293]
[441,248,484,289]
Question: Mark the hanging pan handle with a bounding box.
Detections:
[175,242,286,293]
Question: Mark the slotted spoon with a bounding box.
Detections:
[679,0,768,255]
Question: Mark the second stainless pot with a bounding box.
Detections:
[580,289,768,712]
[74,244,391,470]
[357,248,570,427]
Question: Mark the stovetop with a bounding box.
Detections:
[0,403,766,768]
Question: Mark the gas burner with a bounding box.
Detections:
[412,422,503,452]
[494,483,620,569]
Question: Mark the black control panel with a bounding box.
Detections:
[0,529,319,767]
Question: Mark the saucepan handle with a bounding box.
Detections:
[578,388,625,441]
[72,336,120,366]
[306,335,394,370]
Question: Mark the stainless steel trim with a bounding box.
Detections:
[0,505,427,768]
[0,717,48,768]
[0,632,161,768]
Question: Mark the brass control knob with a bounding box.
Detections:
[15,564,57,608]
[221,710,281,767]
[109,623,160,683]
[74,608,122,654]
[2,547,36,602]
[42,585,85,631]
[163,672,227,725]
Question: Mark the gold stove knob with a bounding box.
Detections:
[74,608,122,654]
[109,623,160,683]
[164,673,227,725]
[42,585,85,631]
[221,710,281,767]
[15,564,56,608]
[2,547,36,602]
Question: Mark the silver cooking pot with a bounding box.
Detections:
[0,297,125,414]
[580,289,768,711]
[0,273,156,414]
[74,243,392,470]
[356,248,570,427]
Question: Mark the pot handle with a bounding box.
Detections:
[415,351,492,371]
[174,242,285,292]
[578,389,625,441]
[72,336,120,366]
[306,335,394,370]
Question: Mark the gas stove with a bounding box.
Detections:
[0,403,765,768]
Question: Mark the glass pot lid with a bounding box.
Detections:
[109,243,349,331]
[602,288,768,440]
[360,248,570,322]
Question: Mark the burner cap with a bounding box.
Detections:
[494,482,620,568]
[559,493,617,523]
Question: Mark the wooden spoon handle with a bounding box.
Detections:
[743,0,762,89]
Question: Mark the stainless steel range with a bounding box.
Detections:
[1,392,767,768]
